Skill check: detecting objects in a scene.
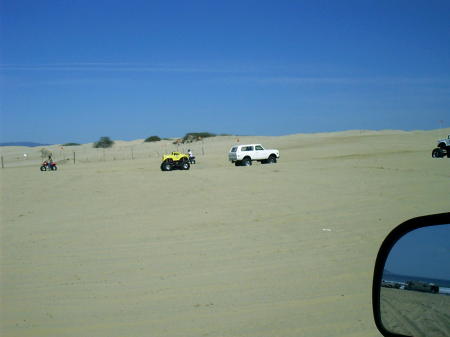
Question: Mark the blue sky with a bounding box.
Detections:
[1,0,449,144]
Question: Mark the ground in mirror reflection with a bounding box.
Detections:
[380,287,450,337]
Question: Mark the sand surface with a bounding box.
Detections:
[381,288,450,337]
[1,129,449,337]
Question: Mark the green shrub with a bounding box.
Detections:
[182,132,216,143]
[93,136,114,148]
[144,135,161,142]
[40,148,52,159]
[62,142,80,146]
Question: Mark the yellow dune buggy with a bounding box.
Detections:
[160,152,191,171]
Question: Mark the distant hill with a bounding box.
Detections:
[0,142,50,147]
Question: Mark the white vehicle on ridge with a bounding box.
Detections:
[432,134,450,158]
[228,144,280,166]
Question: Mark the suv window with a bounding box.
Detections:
[255,145,264,150]
[242,146,254,151]
[231,147,237,152]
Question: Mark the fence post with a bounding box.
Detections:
[1,155,4,168]
[73,152,76,164]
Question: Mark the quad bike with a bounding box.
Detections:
[40,161,57,171]
[189,156,196,164]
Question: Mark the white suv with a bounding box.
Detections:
[228,144,280,166]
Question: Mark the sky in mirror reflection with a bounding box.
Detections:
[384,224,450,281]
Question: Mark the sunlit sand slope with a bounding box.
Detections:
[1,129,449,337]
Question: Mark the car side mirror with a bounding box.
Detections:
[372,213,450,337]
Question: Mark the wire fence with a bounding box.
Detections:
[0,141,207,169]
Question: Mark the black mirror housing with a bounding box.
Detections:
[372,212,450,337]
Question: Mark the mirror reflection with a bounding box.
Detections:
[380,224,450,337]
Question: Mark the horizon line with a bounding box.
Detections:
[1,127,449,147]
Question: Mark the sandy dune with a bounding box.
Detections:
[1,129,449,337]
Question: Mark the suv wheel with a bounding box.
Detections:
[432,148,443,158]
[267,155,277,163]
[242,157,252,166]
